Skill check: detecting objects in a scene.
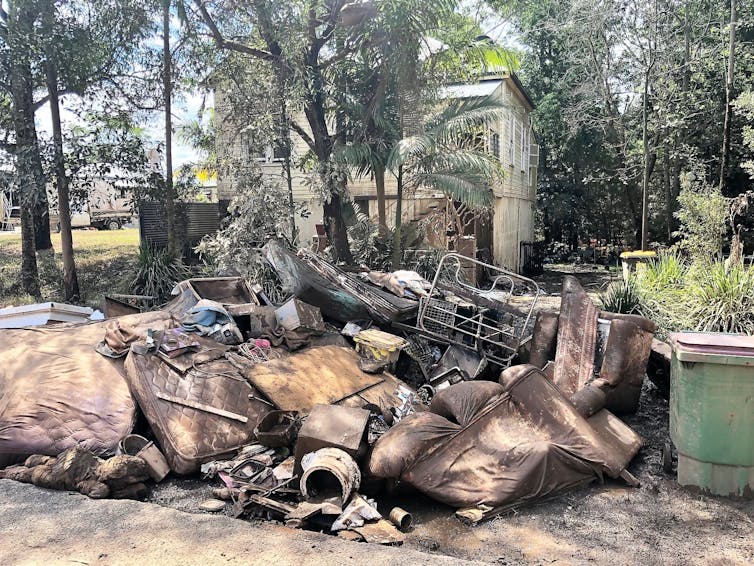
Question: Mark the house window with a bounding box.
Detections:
[490,133,500,158]
[519,121,526,170]
[249,144,286,163]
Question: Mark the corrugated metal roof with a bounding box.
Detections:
[441,80,502,99]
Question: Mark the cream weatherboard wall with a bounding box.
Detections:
[215,74,538,271]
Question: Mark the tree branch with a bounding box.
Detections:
[194,0,278,62]
[290,120,315,152]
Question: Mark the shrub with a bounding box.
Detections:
[600,277,641,315]
[347,212,394,271]
[672,173,727,262]
[630,252,754,336]
[686,262,754,334]
[196,164,305,293]
[131,245,190,302]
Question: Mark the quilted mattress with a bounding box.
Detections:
[0,311,172,460]
[124,347,272,474]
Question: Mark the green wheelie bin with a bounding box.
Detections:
[669,333,754,497]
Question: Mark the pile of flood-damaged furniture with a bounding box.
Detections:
[0,240,657,542]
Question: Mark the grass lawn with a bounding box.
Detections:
[0,228,141,309]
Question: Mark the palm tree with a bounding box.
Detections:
[386,94,506,266]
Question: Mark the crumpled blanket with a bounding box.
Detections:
[361,270,431,299]
[246,305,314,351]
[181,299,243,345]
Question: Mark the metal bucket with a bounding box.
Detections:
[119,434,170,483]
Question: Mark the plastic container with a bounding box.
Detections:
[353,329,406,369]
[669,333,754,497]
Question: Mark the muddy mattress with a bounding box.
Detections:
[124,348,272,474]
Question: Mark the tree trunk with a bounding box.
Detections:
[304,95,353,263]
[163,0,177,258]
[20,204,40,297]
[7,3,40,296]
[275,75,296,244]
[640,53,655,251]
[44,42,80,302]
[719,0,736,193]
[33,199,52,252]
[391,166,404,270]
[663,143,672,242]
[322,190,352,262]
[374,163,387,233]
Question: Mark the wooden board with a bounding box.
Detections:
[242,346,383,413]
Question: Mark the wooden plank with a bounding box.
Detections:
[155,392,248,423]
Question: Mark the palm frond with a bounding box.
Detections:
[422,172,494,208]
[429,96,507,143]
[335,143,381,178]
[427,149,505,184]
[463,41,520,73]
[387,134,437,170]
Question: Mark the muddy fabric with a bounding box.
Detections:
[124,349,272,474]
[429,381,506,427]
[0,446,149,500]
[0,312,171,460]
[362,271,430,299]
[368,365,639,509]
[596,317,656,415]
[103,317,150,355]
[365,412,460,479]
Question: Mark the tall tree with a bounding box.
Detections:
[719,0,736,192]
[43,6,79,301]
[497,0,736,250]
[163,0,178,258]
[1,0,42,295]
[196,0,358,261]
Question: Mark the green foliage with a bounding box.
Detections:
[347,212,394,271]
[672,173,728,262]
[494,0,750,249]
[632,254,692,335]
[131,245,190,302]
[405,249,447,281]
[687,262,754,334]
[600,277,641,315]
[628,252,754,337]
[196,163,305,282]
[734,90,754,179]
[388,96,505,208]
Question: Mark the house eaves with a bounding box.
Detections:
[441,74,536,111]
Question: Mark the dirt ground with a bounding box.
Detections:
[142,266,752,565]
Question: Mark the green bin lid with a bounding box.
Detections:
[670,332,754,364]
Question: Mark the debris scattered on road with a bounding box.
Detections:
[0,245,688,545]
